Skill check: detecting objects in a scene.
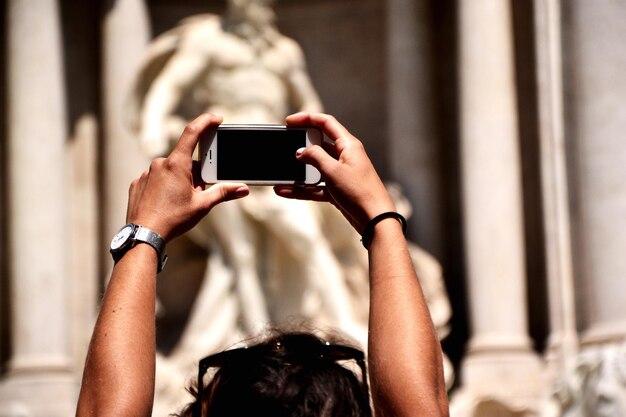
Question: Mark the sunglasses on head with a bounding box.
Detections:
[194,333,370,417]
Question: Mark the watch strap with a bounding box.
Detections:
[110,224,168,273]
[134,226,168,273]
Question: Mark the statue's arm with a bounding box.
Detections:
[140,41,210,156]
[282,40,323,113]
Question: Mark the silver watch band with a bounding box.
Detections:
[134,226,168,273]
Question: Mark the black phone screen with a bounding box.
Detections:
[216,129,306,181]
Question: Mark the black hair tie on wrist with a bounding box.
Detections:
[361,212,408,249]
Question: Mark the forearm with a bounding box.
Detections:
[288,71,323,113]
[142,49,206,124]
[76,245,158,417]
[140,53,205,155]
[141,78,183,133]
[367,220,448,417]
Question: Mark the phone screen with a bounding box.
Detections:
[217,129,306,181]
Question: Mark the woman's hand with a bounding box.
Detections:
[274,112,395,233]
[126,113,249,242]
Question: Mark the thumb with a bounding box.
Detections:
[296,145,337,177]
[197,183,249,210]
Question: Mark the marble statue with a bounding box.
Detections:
[542,344,626,417]
[126,0,360,343]
[126,1,453,414]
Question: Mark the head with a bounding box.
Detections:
[177,331,371,417]
[226,0,276,29]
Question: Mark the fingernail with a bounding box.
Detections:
[296,147,305,156]
[235,187,249,197]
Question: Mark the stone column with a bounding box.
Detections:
[101,0,151,272]
[386,0,442,257]
[534,0,578,377]
[453,0,542,411]
[0,0,77,416]
[565,0,626,346]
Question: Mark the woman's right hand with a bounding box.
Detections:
[127,113,249,242]
[274,112,395,234]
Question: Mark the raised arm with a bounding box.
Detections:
[277,37,324,114]
[275,112,449,417]
[140,36,212,157]
[76,114,249,417]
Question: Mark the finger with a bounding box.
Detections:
[129,169,149,202]
[171,113,223,158]
[273,185,329,202]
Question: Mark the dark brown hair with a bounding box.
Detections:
[174,330,371,417]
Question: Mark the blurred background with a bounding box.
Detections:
[1,1,626,416]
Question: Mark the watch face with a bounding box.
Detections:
[111,225,134,251]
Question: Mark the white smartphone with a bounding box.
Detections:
[200,124,323,185]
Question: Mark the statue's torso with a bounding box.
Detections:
[187,19,301,123]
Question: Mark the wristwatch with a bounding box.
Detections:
[110,224,168,273]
